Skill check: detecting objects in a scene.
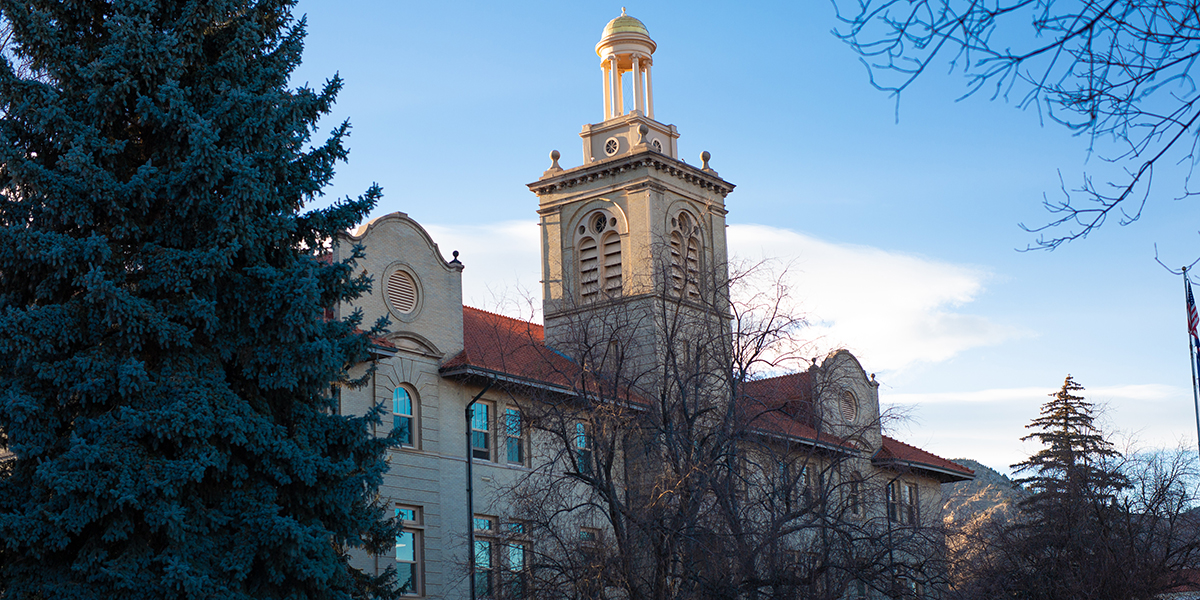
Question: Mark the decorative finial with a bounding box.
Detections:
[700,150,711,170]
[621,7,627,15]
[450,250,462,265]
[550,149,561,170]
[637,123,649,145]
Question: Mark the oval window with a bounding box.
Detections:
[387,270,418,314]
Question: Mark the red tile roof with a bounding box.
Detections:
[441,307,972,481]
[875,435,974,480]
[440,307,583,393]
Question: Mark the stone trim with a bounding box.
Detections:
[529,152,735,197]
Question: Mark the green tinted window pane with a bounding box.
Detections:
[396,531,416,562]
[395,415,412,445]
[505,522,525,534]
[580,529,596,541]
[472,403,489,430]
[397,562,417,594]
[474,517,493,531]
[475,569,493,597]
[505,408,521,436]
[575,423,587,449]
[507,437,523,463]
[507,543,526,570]
[395,508,416,522]
[475,539,492,568]
[394,388,412,415]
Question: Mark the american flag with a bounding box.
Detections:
[1189,278,1200,346]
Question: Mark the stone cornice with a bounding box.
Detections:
[529,149,735,197]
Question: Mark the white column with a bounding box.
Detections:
[602,61,612,120]
[632,55,643,115]
[614,57,624,115]
[608,55,620,118]
[645,62,654,119]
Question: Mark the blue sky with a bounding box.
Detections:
[292,1,1200,475]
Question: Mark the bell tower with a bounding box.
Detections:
[528,11,736,376]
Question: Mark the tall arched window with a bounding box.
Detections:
[577,210,621,301]
[669,211,701,300]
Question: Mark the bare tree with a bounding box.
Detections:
[481,258,950,600]
[833,0,1200,249]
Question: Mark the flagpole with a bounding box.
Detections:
[1186,266,1200,459]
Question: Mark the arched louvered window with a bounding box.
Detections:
[669,211,701,300]
[577,210,621,302]
[579,235,600,302]
[602,231,622,297]
[669,231,684,296]
[386,269,419,314]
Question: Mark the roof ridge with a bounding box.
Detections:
[463,305,544,330]
[881,435,974,475]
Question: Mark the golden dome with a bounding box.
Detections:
[601,10,649,40]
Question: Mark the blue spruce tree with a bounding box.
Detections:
[0,1,400,598]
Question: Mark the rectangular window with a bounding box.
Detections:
[475,516,497,597]
[471,402,491,461]
[505,407,525,465]
[505,541,529,598]
[395,506,422,596]
[575,422,592,475]
[393,387,414,447]
[887,481,898,523]
[580,527,600,544]
[888,481,919,525]
[903,483,919,526]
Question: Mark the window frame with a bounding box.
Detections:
[848,472,863,518]
[393,386,417,448]
[504,407,527,466]
[471,401,492,461]
[575,422,593,476]
[474,515,499,598]
[887,480,920,526]
[395,505,423,596]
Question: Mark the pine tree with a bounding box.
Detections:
[968,376,1131,600]
[0,2,398,598]
[1013,375,1127,509]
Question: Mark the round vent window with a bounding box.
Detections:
[652,139,663,152]
[386,270,418,314]
[840,390,858,423]
[604,137,619,156]
[592,213,607,233]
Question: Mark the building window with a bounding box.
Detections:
[385,268,420,318]
[396,506,423,596]
[840,390,858,423]
[669,211,701,300]
[887,481,919,525]
[849,472,863,517]
[393,387,415,447]
[580,527,602,545]
[902,483,918,525]
[475,516,497,597]
[505,407,525,465]
[577,210,621,302]
[575,422,592,476]
[472,402,491,461]
[504,540,528,600]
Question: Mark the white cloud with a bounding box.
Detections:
[420,220,1023,374]
[726,224,1027,374]
[423,221,543,318]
